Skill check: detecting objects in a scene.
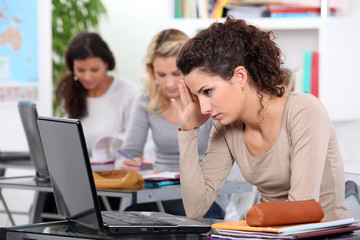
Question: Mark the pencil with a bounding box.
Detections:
[117,150,131,159]
[117,150,143,169]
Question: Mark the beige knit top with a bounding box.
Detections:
[178,92,347,220]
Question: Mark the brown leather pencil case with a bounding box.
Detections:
[92,170,144,190]
[246,199,324,227]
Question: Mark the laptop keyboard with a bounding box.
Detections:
[102,211,176,226]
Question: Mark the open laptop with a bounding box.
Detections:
[17,101,50,182]
[36,116,211,235]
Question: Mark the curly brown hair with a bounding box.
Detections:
[55,32,115,119]
[177,16,288,113]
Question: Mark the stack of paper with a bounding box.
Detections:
[208,218,360,239]
[142,171,180,188]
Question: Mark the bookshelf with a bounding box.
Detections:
[156,0,360,173]
[99,0,360,122]
[166,1,360,122]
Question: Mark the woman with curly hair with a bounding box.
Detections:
[172,17,347,220]
[116,28,231,219]
[56,32,138,158]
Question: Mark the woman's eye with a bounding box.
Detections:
[173,71,181,76]
[91,68,99,72]
[157,73,165,78]
[204,89,213,96]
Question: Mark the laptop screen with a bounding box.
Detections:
[18,101,49,182]
[37,116,103,230]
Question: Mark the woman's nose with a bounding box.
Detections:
[199,99,212,115]
[166,76,179,87]
[83,71,92,80]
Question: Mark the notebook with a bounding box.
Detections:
[17,101,50,182]
[36,116,211,235]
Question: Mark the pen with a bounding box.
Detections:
[117,150,131,159]
[117,150,143,169]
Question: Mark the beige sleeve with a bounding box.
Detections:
[178,122,234,219]
[287,95,331,201]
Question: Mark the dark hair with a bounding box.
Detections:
[55,32,115,119]
[177,16,288,106]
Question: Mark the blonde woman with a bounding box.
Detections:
[116,29,227,219]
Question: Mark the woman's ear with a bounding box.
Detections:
[233,66,247,88]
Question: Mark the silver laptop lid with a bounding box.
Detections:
[37,116,103,230]
[18,101,49,182]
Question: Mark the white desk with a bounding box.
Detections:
[0,175,252,225]
[0,159,33,226]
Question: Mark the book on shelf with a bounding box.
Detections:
[174,0,337,19]
[223,1,336,19]
[174,0,226,19]
[174,0,197,19]
[300,50,319,97]
[175,0,183,18]
[197,0,210,18]
[311,51,319,98]
[211,0,228,19]
[210,218,360,239]
[225,3,269,18]
[266,1,336,18]
[302,51,312,94]
[268,7,336,18]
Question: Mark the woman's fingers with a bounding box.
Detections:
[171,98,181,114]
[181,78,193,104]
[121,165,140,171]
[179,80,189,107]
[121,158,142,171]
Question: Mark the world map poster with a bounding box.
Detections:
[0,0,38,101]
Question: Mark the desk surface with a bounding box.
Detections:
[0,159,33,169]
[0,220,212,239]
[0,175,252,203]
[2,220,360,240]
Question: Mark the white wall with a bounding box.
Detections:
[0,0,52,227]
[334,121,360,173]
[98,0,174,86]
[0,0,52,152]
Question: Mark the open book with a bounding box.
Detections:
[91,132,124,171]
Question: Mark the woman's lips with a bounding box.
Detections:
[212,113,220,120]
[167,88,178,94]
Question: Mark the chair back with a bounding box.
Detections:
[345,172,360,219]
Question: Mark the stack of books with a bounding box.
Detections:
[223,1,337,19]
[266,2,336,18]
[142,171,180,188]
[205,218,360,239]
